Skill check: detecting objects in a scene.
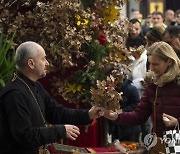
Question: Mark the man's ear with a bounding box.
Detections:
[28,59,35,69]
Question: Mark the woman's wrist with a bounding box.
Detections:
[113,112,119,121]
[113,109,122,121]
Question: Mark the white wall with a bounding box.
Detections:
[121,2,127,19]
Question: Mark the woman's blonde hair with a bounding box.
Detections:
[146,41,180,86]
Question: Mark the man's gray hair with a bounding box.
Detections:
[14,41,41,69]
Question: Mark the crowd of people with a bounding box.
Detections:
[0,8,180,154]
[105,8,180,153]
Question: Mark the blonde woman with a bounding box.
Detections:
[102,42,180,152]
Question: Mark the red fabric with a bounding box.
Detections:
[89,147,117,152]
[64,119,98,147]
[64,118,105,147]
[48,144,56,153]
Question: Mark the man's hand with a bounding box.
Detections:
[88,106,103,119]
[163,113,178,127]
[64,125,80,140]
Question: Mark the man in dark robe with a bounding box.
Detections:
[0,41,102,154]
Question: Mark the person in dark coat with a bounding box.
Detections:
[109,78,141,142]
[102,41,180,152]
[0,41,102,154]
[163,26,180,58]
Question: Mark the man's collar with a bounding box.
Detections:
[16,70,36,87]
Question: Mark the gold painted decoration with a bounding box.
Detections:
[75,15,89,26]
[102,2,120,24]
[65,82,83,93]
[91,76,122,111]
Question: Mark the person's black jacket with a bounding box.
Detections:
[110,79,141,141]
[0,71,92,154]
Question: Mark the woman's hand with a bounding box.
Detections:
[163,113,178,127]
[101,108,119,121]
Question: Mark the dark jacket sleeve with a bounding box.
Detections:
[4,91,66,147]
[114,87,152,126]
[122,85,140,112]
[37,83,92,125]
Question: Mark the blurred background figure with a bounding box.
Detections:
[126,36,152,144]
[128,18,144,39]
[145,14,152,28]
[145,24,166,79]
[163,26,180,58]
[151,11,166,28]
[126,36,147,99]
[127,18,147,49]
[108,70,141,142]
[175,9,180,26]
[132,9,143,22]
[164,9,175,26]
[132,10,140,18]
[142,14,152,36]
[146,24,166,48]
